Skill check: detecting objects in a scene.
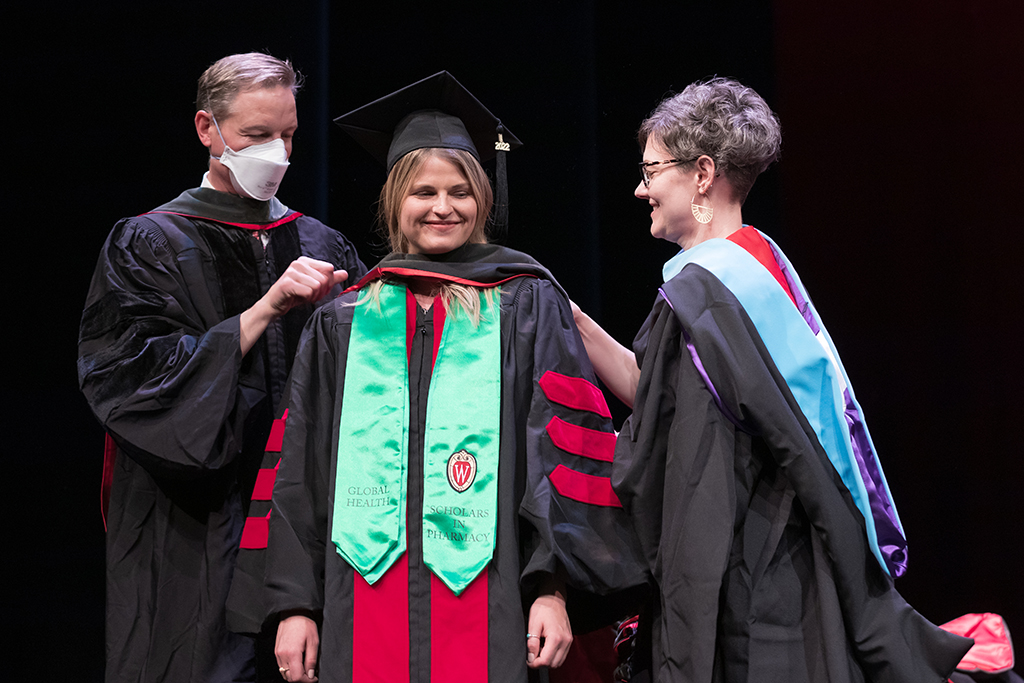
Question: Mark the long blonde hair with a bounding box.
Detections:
[364,147,497,321]
[360,279,497,326]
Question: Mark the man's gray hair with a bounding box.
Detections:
[196,52,302,120]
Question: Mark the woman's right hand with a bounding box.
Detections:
[276,615,319,682]
[570,298,584,325]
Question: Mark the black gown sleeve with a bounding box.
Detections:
[329,228,368,284]
[263,300,350,619]
[609,296,682,572]
[78,217,253,479]
[511,279,648,608]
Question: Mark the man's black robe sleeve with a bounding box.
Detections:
[79,217,253,479]
[263,302,348,618]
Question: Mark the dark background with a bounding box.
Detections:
[8,1,1022,678]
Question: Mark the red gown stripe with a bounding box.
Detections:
[251,460,280,501]
[426,298,487,681]
[431,572,489,683]
[548,464,622,507]
[239,510,272,549]
[265,408,289,452]
[545,416,615,462]
[432,297,445,365]
[353,558,411,683]
[539,371,612,418]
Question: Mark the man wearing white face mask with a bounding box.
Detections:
[207,112,290,200]
[78,53,366,683]
[198,85,293,203]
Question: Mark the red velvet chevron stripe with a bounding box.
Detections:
[238,409,291,548]
[251,461,280,501]
[546,416,615,462]
[265,408,289,452]
[539,371,612,417]
[239,510,272,549]
[251,408,289,502]
[549,464,622,507]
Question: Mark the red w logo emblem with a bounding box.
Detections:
[447,450,478,493]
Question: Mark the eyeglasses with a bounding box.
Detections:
[638,156,700,187]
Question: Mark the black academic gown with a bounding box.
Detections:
[78,188,366,683]
[613,257,971,683]
[238,244,646,683]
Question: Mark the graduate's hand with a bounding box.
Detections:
[240,257,348,355]
[275,615,319,682]
[526,591,573,669]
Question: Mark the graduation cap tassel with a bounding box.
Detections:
[494,123,511,240]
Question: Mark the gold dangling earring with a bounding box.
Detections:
[691,191,713,224]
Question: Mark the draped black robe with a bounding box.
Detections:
[79,188,366,683]
[231,244,646,683]
[614,243,971,683]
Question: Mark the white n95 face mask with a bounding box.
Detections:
[209,114,290,201]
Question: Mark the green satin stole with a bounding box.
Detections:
[331,283,500,594]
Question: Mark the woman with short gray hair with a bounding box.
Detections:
[637,77,781,205]
[573,77,971,681]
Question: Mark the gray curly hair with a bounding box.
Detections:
[196,52,302,120]
[638,77,781,203]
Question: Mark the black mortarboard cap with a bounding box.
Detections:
[334,71,522,233]
[334,71,521,171]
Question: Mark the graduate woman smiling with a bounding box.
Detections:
[397,155,480,254]
[230,72,646,683]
